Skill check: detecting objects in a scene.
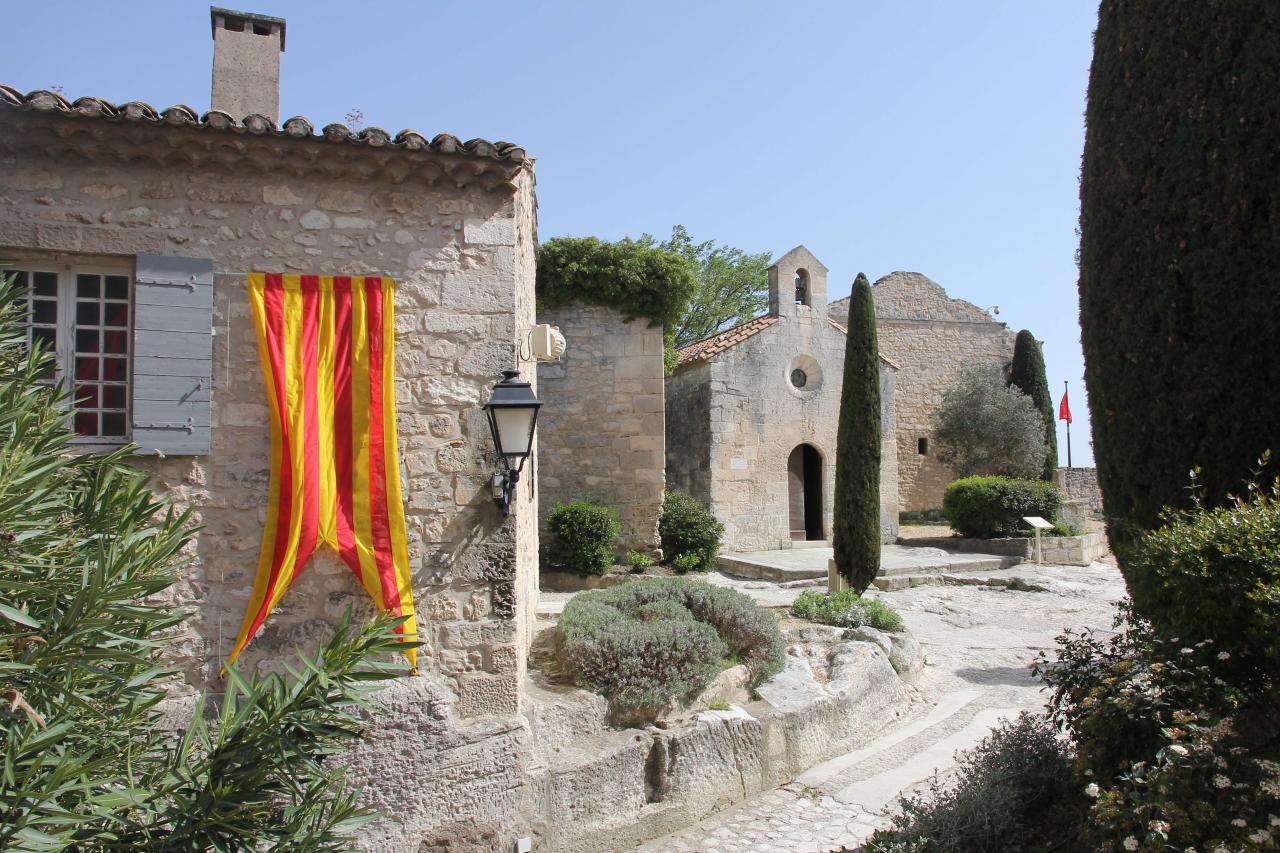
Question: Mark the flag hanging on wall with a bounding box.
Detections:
[227,274,417,669]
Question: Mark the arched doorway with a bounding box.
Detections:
[787,444,823,541]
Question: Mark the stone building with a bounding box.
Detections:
[666,246,899,552]
[536,305,666,554]
[0,8,544,847]
[829,271,1016,512]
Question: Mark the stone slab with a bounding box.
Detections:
[717,543,1021,582]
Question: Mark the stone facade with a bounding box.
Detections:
[536,304,666,555]
[0,85,541,849]
[667,247,899,553]
[829,272,1016,512]
[1055,467,1103,514]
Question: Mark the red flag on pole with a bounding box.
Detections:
[1058,388,1072,424]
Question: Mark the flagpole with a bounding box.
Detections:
[1064,380,1072,468]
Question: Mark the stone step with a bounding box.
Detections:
[872,570,1049,592]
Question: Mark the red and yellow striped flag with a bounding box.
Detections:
[227,273,417,669]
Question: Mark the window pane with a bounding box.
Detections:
[103,303,128,328]
[103,330,128,354]
[76,329,100,353]
[76,301,100,326]
[75,357,99,380]
[77,274,100,299]
[104,276,129,300]
[74,412,97,436]
[32,327,55,350]
[102,385,126,408]
[33,272,56,296]
[101,412,126,436]
[33,300,57,325]
[75,385,99,408]
[102,358,127,382]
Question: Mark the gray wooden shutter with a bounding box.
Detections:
[132,255,213,455]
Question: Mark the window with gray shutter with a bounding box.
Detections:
[132,255,213,456]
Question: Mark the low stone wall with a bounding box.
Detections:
[899,533,1107,567]
[524,625,922,852]
[1055,467,1103,516]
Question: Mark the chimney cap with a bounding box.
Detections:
[210,7,286,51]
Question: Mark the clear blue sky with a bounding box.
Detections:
[5,0,1099,465]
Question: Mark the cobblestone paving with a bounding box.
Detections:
[634,560,1126,853]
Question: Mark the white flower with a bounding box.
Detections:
[1185,847,1197,853]
[1149,820,1170,834]
[1168,744,1189,756]
[1124,837,1139,851]
[1085,783,1100,798]
[1270,814,1280,827]
[1217,651,1231,661]
[1249,830,1273,845]
[1231,818,1247,828]
[1213,774,1232,789]
[1181,647,1195,655]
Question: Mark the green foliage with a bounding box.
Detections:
[625,549,654,572]
[1036,612,1280,852]
[545,500,620,576]
[899,508,947,525]
[832,273,882,594]
[536,236,698,373]
[638,225,772,348]
[1078,0,1280,574]
[790,589,903,633]
[1008,330,1057,481]
[0,277,408,849]
[658,491,723,572]
[942,475,1062,539]
[557,578,785,719]
[1123,476,1280,691]
[867,712,1091,853]
[933,365,1049,480]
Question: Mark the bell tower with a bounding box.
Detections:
[768,245,829,317]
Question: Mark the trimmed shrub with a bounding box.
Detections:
[1078,0,1280,590]
[1123,479,1280,690]
[557,578,784,719]
[659,491,723,572]
[626,549,654,571]
[942,476,1061,539]
[546,500,620,576]
[832,272,882,593]
[867,712,1091,853]
[1008,329,1058,481]
[899,508,947,525]
[790,589,903,633]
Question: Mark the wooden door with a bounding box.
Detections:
[788,445,805,540]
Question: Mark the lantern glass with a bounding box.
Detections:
[490,404,537,459]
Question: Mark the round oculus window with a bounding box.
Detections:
[790,368,808,388]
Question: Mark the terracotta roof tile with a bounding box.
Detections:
[674,316,779,369]
[0,85,527,167]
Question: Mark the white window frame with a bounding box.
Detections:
[5,254,134,451]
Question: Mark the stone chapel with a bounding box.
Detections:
[665,246,899,552]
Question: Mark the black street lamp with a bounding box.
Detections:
[482,368,542,516]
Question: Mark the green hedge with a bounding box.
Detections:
[546,500,620,576]
[942,476,1061,539]
[557,578,785,720]
[658,491,723,572]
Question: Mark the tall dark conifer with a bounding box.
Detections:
[833,274,881,593]
[1008,330,1057,481]
[1078,0,1280,611]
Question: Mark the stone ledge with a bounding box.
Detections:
[898,533,1107,567]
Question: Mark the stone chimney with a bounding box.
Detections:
[210,7,286,123]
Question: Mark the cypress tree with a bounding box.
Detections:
[1008,330,1057,481]
[833,273,881,593]
[1078,1,1280,609]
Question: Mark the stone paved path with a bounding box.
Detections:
[632,560,1126,853]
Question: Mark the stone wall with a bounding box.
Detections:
[0,108,540,848]
[536,304,665,555]
[1055,467,1103,514]
[675,311,898,552]
[830,272,1016,512]
[664,361,712,504]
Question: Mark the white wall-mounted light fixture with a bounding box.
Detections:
[527,323,567,362]
[482,368,542,516]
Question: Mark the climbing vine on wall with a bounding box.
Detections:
[536,236,697,372]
